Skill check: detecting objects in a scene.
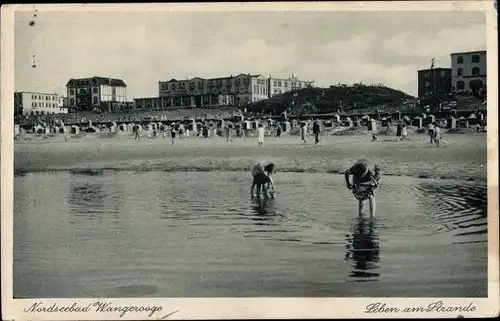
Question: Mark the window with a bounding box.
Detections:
[70,98,75,106]
[31,94,35,99]
[424,81,431,88]
[93,97,98,104]
[285,82,288,87]
[472,54,480,63]
[472,67,480,75]
[440,71,446,77]
[457,55,464,64]
[69,89,74,95]
[32,102,35,107]
[93,87,98,94]
[457,81,465,90]
[457,68,463,76]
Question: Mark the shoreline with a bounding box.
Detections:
[14,133,487,182]
[13,166,487,183]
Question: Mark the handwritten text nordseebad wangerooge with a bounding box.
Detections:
[23,301,164,318]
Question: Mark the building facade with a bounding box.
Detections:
[66,76,127,112]
[268,74,314,97]
[152,73,313,109]
[417,68,452,98]
[14,92,68,116]
[450,50,486,95]
[156,74,268,108]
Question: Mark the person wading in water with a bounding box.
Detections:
[344,159,380,217]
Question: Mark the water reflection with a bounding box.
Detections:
[345,217,380,281]
[251,196,277,217]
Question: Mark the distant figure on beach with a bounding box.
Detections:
[401,122,408,140]
[133,125,141,141]
[170,127,176,145]
[427,122,435,144]
[432,122,441,147]
[371,134,378,142]
[257,124,265,146]
[396,122,402,140]
[226,126,232,142]
[345,159,380,217]
[251,163,276,198]
[312,120,321,145]
[301,123,307,143]
[276,125,282,138]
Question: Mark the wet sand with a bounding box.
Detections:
[14,131,486,181]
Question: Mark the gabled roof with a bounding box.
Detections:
[66,77,127,87]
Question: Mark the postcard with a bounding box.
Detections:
[1,1,498,319]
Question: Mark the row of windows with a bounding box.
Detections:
[31,94,57,101]
[253,85,268,95]
[28,110,65,116]
[456,54,482,64]
[69,96,104,106]
[161,81,254,92]
[162,87,252,95]
[31,102,60,108]
[161,78,253,91]
[252,96,266,102]
[455,80,485,90]
[137,94,267,108]
[273,80,307,88]
[69,87,122,95]
[456,67,482,76]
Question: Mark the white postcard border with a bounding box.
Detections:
[1,1,499,320]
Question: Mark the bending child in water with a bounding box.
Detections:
[344,159,380,217]
[251,163,276,198]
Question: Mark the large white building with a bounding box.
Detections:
[450,50,486,95]
[66,76,128,112]
[135,73,313,110]
[268,74,314,97]
[14,92,68,116]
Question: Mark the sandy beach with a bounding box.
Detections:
[14,130,487,182]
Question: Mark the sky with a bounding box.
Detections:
[14,9,486,98]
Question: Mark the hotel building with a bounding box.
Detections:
[66,76,128,112]
[134,73,313,109]
[450,50,486,95]
[268,74,314,97]
[14,92,68,116]
[417,68,452,98]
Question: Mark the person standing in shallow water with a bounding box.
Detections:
[251,163,276,198]
[344,159,380,217]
